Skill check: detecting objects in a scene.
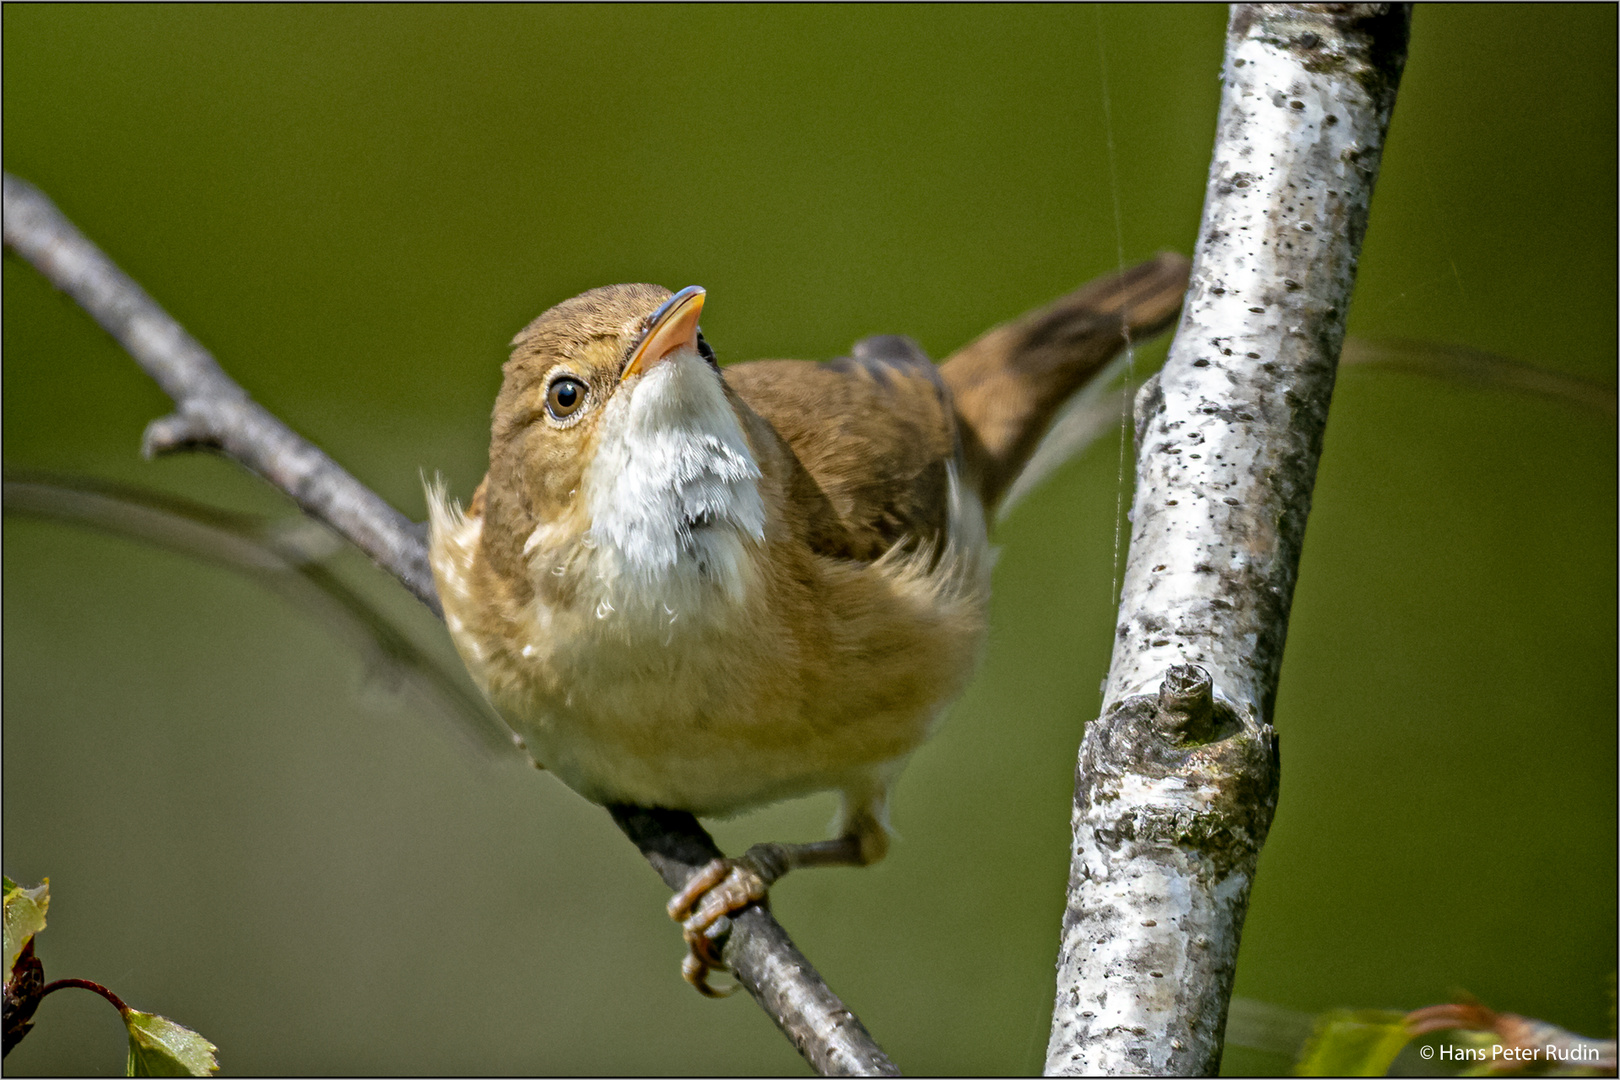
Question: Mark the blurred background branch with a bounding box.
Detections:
[1339,337,1618,417]
[1,469,520,761]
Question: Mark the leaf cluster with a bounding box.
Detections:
[3,875,219,1077]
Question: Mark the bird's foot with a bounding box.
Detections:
[666,845,789,997]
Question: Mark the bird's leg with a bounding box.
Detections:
[667,813,888,996]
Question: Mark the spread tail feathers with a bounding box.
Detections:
[941,252,1190,514]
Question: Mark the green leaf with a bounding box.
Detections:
[1294,1009,1411,1077]
[3,875,50,982]
[123,1009,219,1077]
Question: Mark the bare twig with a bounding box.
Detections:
[2,469,523,760]
[1340,337,1618,416]
[1,173,440,615]
[1046,5,1411,1075]
[3,173,897,1077]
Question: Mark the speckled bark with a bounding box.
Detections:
[1046,6,1409,1075]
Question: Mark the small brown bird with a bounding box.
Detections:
[428,255,1189,992]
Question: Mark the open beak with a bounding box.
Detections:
[621,286,706,381]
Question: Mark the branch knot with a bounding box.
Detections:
[141,410,219,459]
[1079,679,1279,873]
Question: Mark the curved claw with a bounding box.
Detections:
[681,929,739,998]
[668,858,771,996]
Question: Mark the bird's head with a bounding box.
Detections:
[480,283,766,607]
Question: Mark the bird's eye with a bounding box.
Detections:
[546,376,588,421]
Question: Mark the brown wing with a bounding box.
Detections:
[724,254,1189,560]
[724,335,957,563]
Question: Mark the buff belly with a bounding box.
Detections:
[475,550,987,817]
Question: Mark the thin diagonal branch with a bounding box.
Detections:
[2,173,439,615]
[3,173,898,1078]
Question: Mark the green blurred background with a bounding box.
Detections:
[3,5,1613,1075]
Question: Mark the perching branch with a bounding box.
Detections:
[1046,6,1410,1076]
[2,172,897,1078]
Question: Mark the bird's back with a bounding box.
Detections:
[723,335,959,565]
[725,251,1191,557]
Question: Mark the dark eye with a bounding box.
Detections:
[546,376,588,421]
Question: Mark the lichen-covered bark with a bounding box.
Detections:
[1046,6,1409,1075]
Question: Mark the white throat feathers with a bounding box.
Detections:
[575,348,765,611]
